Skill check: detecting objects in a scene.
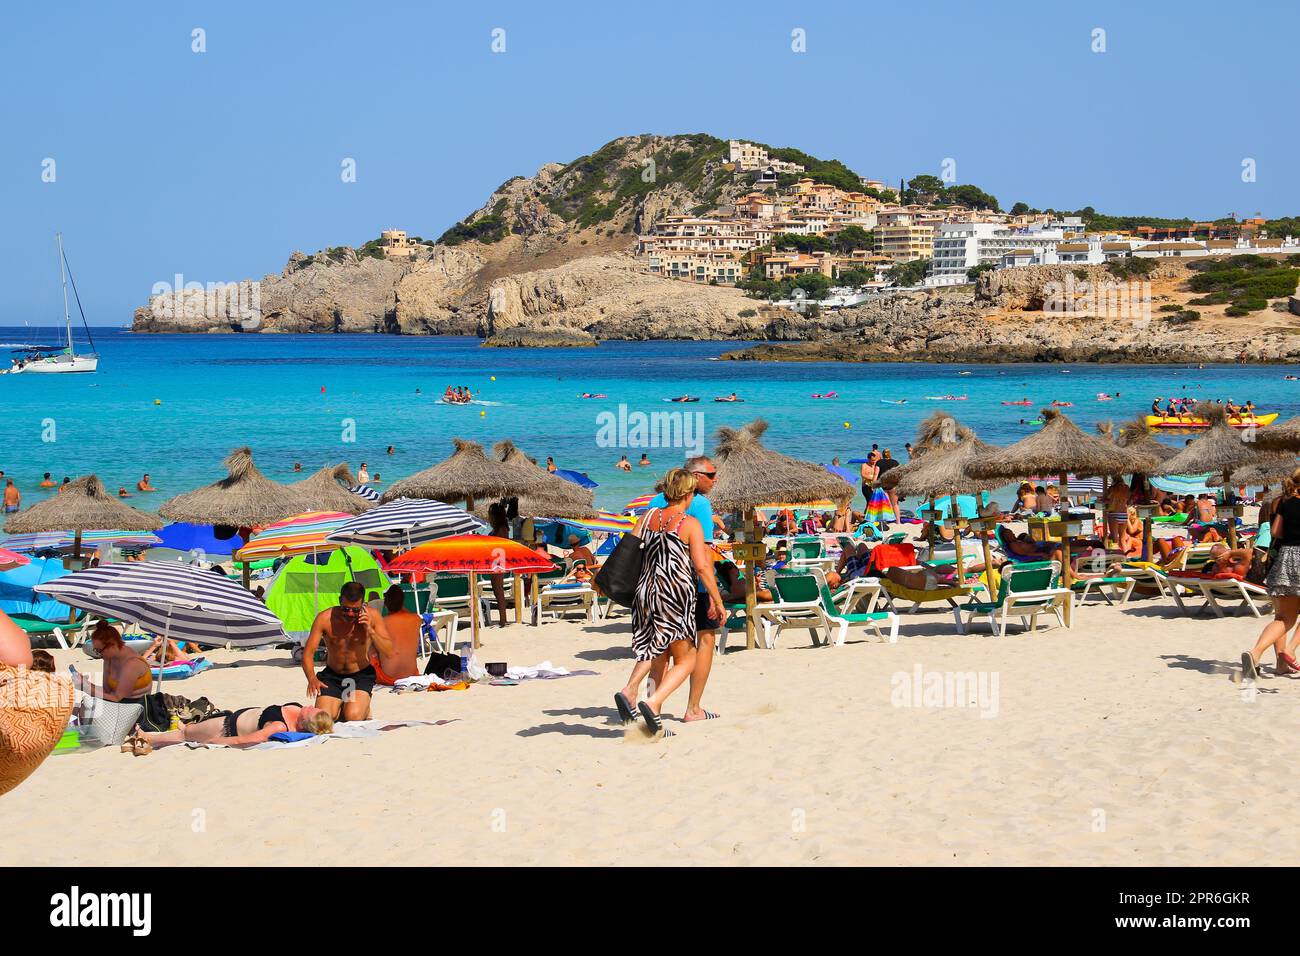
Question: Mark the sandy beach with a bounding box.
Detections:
[1,587,1290,867]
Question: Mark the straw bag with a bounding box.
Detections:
[595,510,651,608]
[80,698,144,747]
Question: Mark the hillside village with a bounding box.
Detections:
[632,140,1300,305]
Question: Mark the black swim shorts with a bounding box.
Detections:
[316,664,377,701]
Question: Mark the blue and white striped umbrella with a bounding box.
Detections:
[1150,473,1215,496]
[349,483,380,502]
[325,497,485,549]
[35,563,286,650]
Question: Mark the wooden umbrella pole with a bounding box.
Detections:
[513,572,522,624]
[469,570,480,649]
[1059,474,1073,587]
[949,488,965,584]
[744,508,758,651]
[1143,516,1153,563]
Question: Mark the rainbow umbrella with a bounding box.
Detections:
[548,512,635,535]
[623,493,654,515]
[388,536,553,647]
[236,511,352,561]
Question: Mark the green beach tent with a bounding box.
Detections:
[264,546,390,636]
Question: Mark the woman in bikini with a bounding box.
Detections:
[70,622,151,702]
[129,702,333,752]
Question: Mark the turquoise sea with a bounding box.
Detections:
[1,328,1296,515]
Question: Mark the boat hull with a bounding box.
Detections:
[1144,412,1277,430]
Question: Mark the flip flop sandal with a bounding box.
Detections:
[637,701,663,734]
[614,692,638,725]
[1241,652,1259,681]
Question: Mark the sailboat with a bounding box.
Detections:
[6,233,99,374]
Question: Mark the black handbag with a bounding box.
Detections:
[594,511,650,608]
[136,692,173,733]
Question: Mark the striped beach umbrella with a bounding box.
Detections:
[349,483,380,502]
[623,493,654,515]
[36,563,287,690]
[546,512,636,535]
[1149,473,1215,497]
[1,530,163,553]
[236,511,351,561]
[326,497,486,550]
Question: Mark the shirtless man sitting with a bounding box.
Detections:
[371,585,421,685]
[302,581,395,721]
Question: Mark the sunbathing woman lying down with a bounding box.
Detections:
[125,703,334,755]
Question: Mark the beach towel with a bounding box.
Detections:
[390,674,470,692]
[504,660,599,681]
[149,657,213,680]
[183,718,456,750]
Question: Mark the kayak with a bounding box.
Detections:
[664,396,700,403]
[1001,401,1032,406]
[1145,413,1277,430]
[880,399,907,406]
[1051,401,1073,407]
[925,395,967,401]
[713,397,744,403]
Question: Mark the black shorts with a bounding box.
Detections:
[694,598,723,631]
[316,664,377,701]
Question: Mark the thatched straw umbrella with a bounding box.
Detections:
[711,419,856,649]
[966,408,1160,584]
[1154,403,1265,547]
[490,440,597,521]
[1210,453,1298,490]
[1098,418,1178,558]
[881,416,1003,577]
[159,448,306,585]
[379,438,549,509]
[1251,415,1300,452]
[5,474,163,559]
[289,464,373,516]
[159,448,306,527]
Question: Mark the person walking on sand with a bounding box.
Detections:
[614,468,724,734]
[646,456,724,722]
[1242,467,1300,680]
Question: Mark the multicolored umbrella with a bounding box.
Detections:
[1,530,163,553]
[623,493,655,515]
[547,512,636,535]
[326,497,485,550]
[236,511,351,561]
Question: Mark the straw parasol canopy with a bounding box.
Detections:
[1153,403,1263,479]
[710,419,856,513]
[379,438,550,506]
[885,434,1001,499]
[1252,415,1300,452]
[4,475,163,534]
[1098,417,1178,465]
[158,447,306,527]
[966,408,1159,482]
[1210,453,1298,489]
[485,440,596,519]
[289,463,373,515]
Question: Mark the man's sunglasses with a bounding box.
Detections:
[693,470,717,479]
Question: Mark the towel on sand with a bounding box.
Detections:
[505,661,598,681]
[184,718,456,750]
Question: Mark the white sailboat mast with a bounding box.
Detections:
[57,232,72,352]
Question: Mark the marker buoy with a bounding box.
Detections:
[480,410,486,417]
[842,421,850,428]
[490,375,496,381]
[154,399,162,405]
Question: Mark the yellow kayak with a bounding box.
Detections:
[1145,412,1277,430]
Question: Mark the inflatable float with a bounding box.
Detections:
[1145,413,1277,430]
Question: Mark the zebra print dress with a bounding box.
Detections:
[631,512,698,661]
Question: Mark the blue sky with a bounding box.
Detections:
[2,0,1296,325]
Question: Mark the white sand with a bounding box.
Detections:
[0,587,1291,866]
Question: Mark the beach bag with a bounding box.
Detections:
[136,692,173,733]
[594,511,651,609]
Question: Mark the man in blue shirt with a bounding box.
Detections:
[646,456,723,721]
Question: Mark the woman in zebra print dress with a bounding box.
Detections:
[615,469,724,733]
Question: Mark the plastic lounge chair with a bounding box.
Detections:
[531,565,597,624]
[1168,571,1272,618]
[760,572,898,647]
[958,560,1072,637]
[430,573,488,626]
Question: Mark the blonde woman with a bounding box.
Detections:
[614,468,724,734]
[1242,467,1300,679]
[128,702,334,753]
